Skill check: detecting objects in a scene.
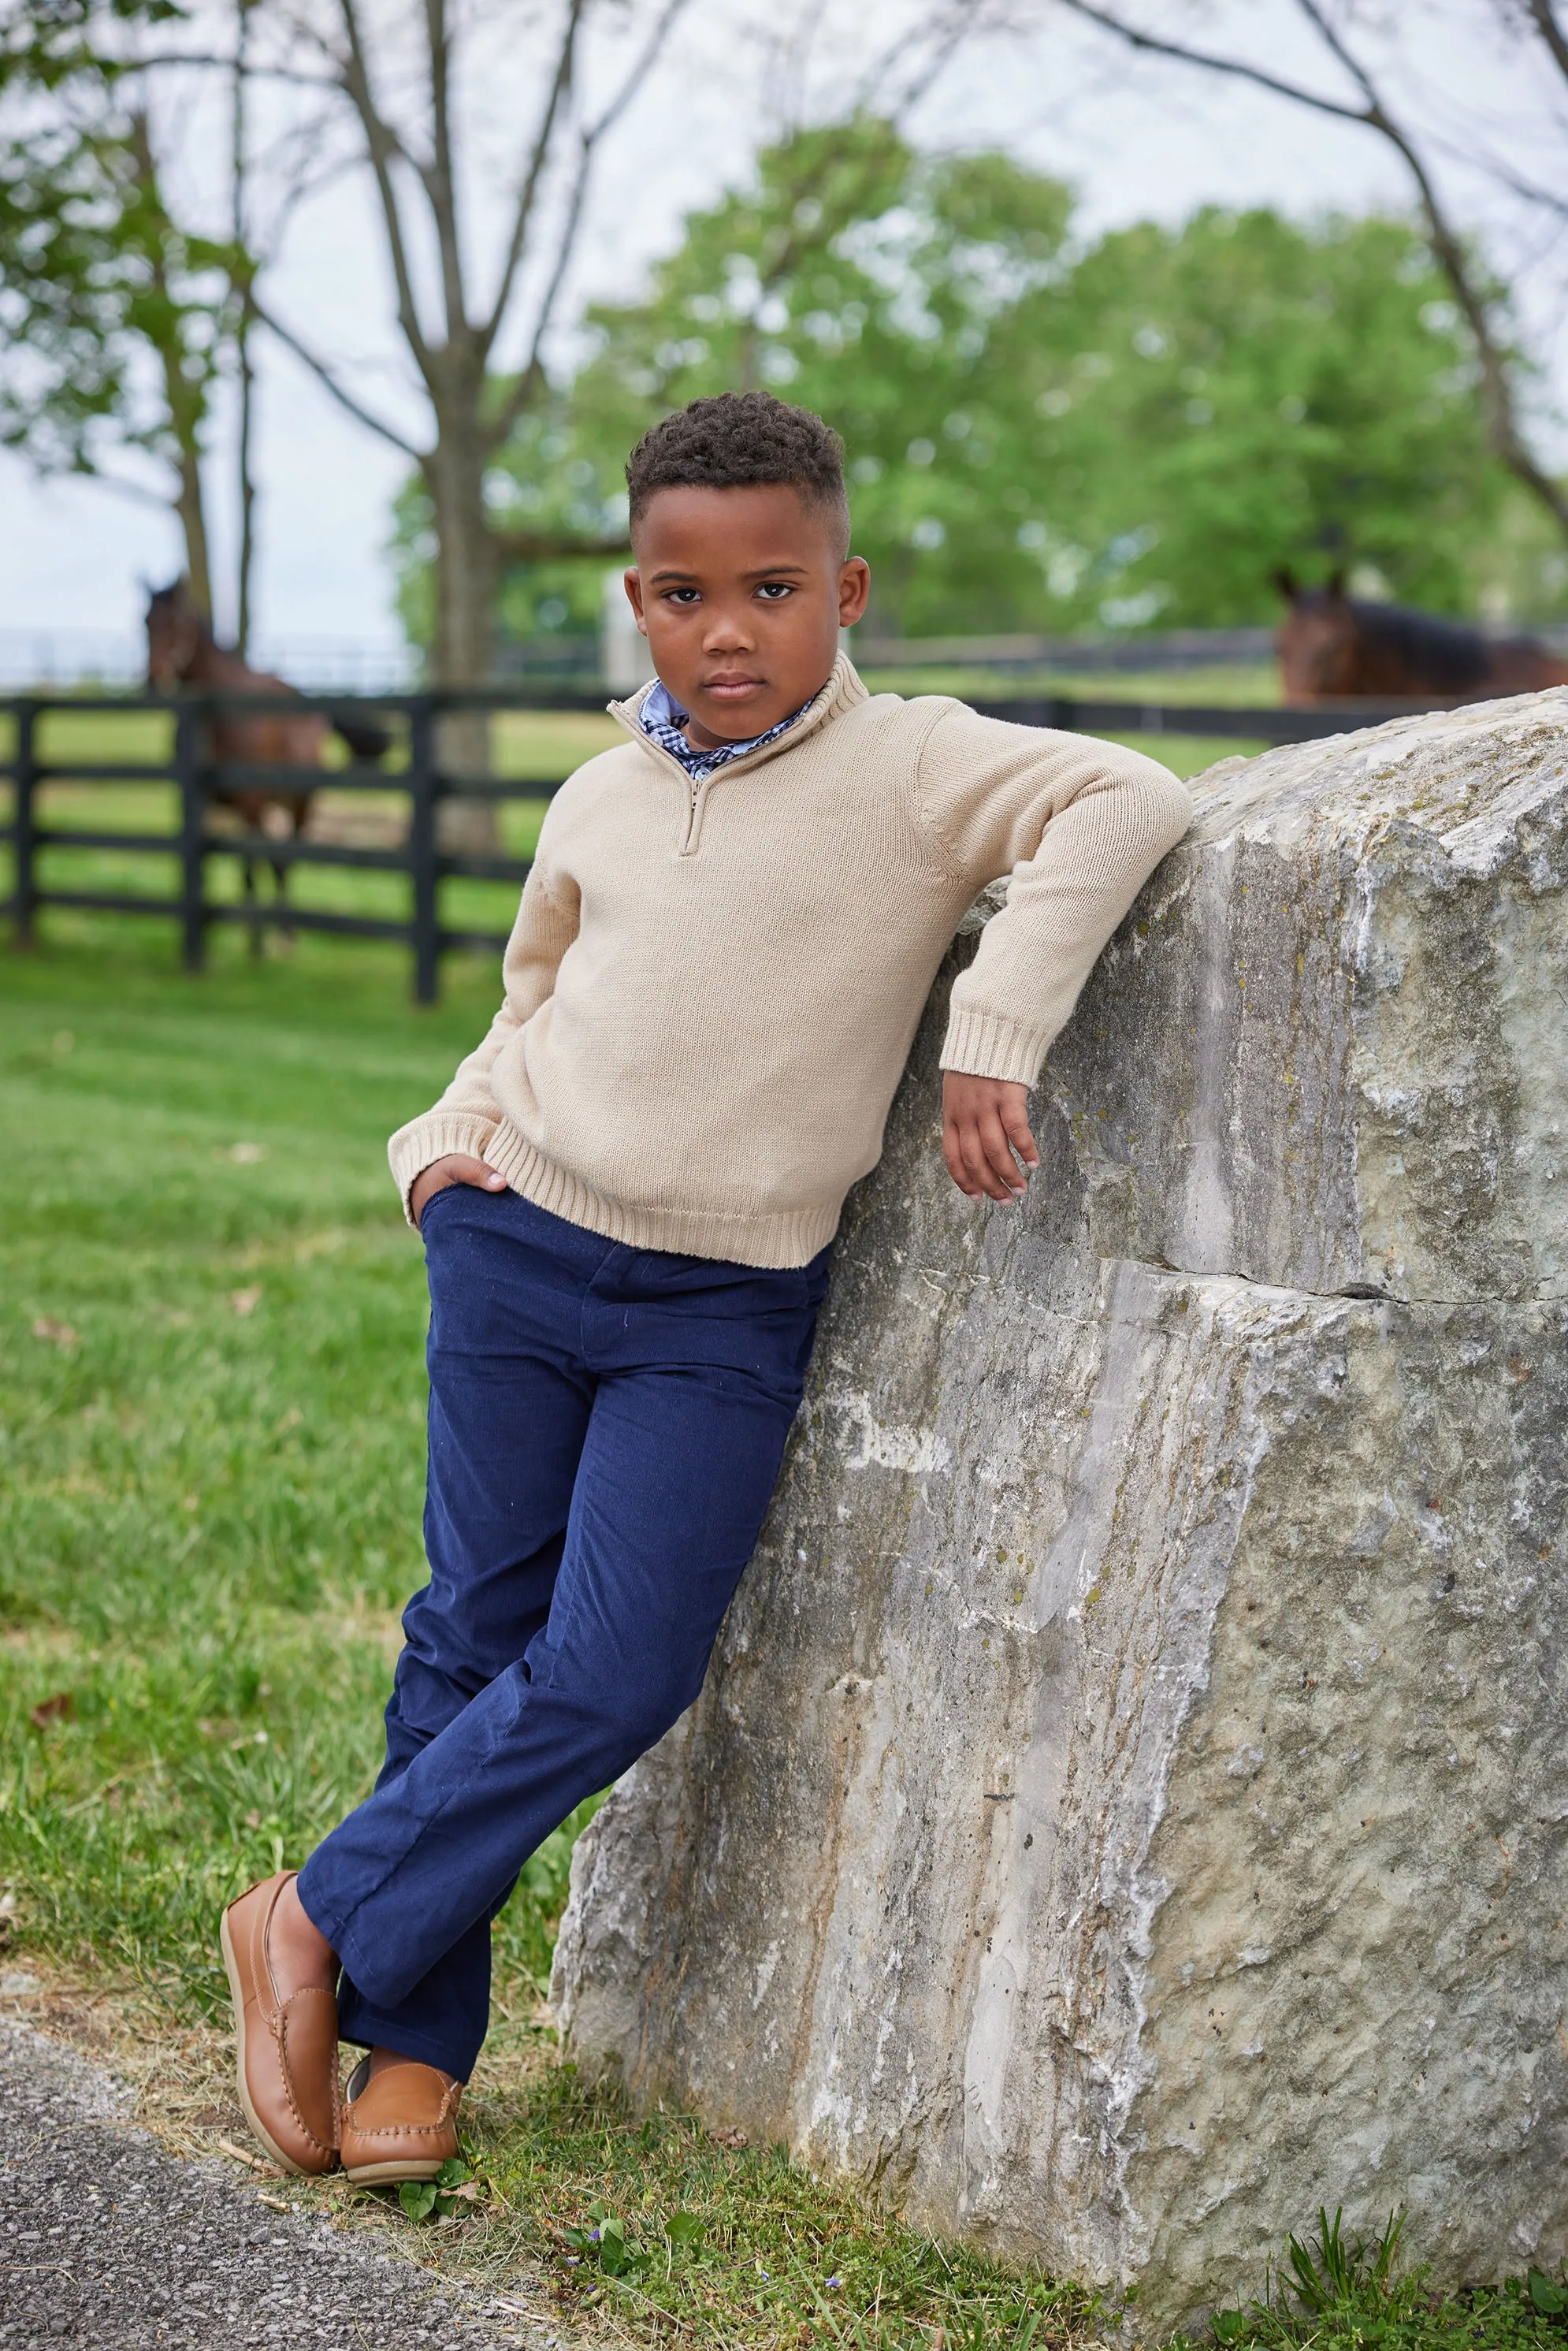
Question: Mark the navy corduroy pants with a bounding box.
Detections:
[296,1185,831,2081]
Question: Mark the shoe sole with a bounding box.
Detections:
[219,1901,318,2178]
[343,2156,448,2185]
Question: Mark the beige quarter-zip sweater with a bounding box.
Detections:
[388,654,1191,1267]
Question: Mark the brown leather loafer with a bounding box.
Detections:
[340,2055,462,2185]
[219,1871,340,2176]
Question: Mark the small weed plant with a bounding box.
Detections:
[1198,2208,1568,2351]
[399,2156,481,2223]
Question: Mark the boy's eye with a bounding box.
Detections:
[663,587,701,605]
[755,582,793,601]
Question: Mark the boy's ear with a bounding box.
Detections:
[623,566,648,636]
[838,556,871,631]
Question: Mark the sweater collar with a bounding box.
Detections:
[608,649,869,782]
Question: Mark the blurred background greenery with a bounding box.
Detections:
[4,6,1566,695]
[390,119,1562,664]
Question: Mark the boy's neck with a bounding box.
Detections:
[683,715,742,753]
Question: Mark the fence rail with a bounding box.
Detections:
[1,683,1466,1002]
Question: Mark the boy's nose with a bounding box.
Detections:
[702,607,756,653]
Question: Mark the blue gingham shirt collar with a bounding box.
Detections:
[637,676,816,782]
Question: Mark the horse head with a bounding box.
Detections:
[1274,567,1356,704]
[146,577,207,690]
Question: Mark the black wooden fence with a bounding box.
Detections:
[0,683,1455,1003]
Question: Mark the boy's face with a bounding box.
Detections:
[625,483,871,750]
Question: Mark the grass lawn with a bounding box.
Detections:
[0,924,1106,2348]
[0,716,1556,2351]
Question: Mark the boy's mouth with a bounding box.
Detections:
[701,675,767,703]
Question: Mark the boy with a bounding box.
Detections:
[220,392,1191,2183]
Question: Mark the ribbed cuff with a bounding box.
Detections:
[387,1111,501,1229]
[939,1005,1055,1088]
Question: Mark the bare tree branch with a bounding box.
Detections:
[850,0,999,122]
[54,463,176,513]
[1526,0,1568,81]
[1418,121,1568,225]
[423,0,470,343]
[254,135,363,245]
[478,0,587,359]
[1291,0,1568,535]
[485,0,693,445]
[334,0,434,380]
[1050,0,1371,125]
[1050,0,1568,539]
[581,0,690,147]
[484,130,592,447]
[124,50,340,87]
[251,296,425,457]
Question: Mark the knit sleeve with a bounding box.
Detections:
[386,856,581,1224]
[914,703,1191,1086]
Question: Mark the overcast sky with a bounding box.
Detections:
[3,0,1561,666]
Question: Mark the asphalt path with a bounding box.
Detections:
[0,2021,556,2350]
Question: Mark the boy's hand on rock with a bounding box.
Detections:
[410,1154,506,1228]
[942,1075,1039,1203]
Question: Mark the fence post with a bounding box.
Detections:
[407,694,440,1004]
[12,696,38,947]
[176,698,207,973]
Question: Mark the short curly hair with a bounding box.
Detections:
[626,391,851,555]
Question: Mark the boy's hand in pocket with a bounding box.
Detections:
[410,1155,506,1229]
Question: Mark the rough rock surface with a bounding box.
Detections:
[552,691,1568,2327]
[0,2019,549,2348]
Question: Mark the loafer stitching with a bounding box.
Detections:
[344,2122,458,2144]
[253,1878,336,2160]
[273,1997,338,2157]
[344,2084,461,2146]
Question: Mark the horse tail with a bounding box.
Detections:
[330,709,392,763]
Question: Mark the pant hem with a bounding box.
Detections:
[336,2011,476,2084]
[299,1861,433,2012]
[292,1866,346,1959]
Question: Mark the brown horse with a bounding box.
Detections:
[1274,568,1568,706]
[146,578,388,950]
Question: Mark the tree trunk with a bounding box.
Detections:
[233,0,256,654]
[129,110,216,621]
[235,296,256,652]
[426,404,502,855]
[173,435,214,621]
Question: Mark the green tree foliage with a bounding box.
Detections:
[448,116,1514,644]
[1020,206,1503,627]
[0,0,243,612]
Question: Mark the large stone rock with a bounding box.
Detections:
[551,692,1568,2328]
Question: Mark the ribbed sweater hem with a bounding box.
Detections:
[480,1117,842,1269]
[939,1005,1057,1087]
[389,1110,500,1226]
